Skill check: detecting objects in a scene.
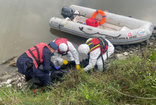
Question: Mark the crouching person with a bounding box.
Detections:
[16,42,58,87]
[53,38,80,70]
[78,37,114,72]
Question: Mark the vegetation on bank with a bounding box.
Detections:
[0,46,156,105]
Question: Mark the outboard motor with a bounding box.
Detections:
[61,7,74,20]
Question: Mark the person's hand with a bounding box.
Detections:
[54,66,59,70]
[63,60,68,65]
[76,64,80,70]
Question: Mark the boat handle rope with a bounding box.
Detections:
[79,27,121,38]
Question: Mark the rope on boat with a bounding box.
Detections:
[79,27,121,38]
[94,77,156,100]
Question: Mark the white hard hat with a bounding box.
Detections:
[59,43,68,52]
[78,44,90,55]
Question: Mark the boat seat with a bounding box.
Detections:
[98,23,122,31]
[73,16,87,24]
[121,26,131,31]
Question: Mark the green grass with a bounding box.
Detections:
[0,47,156,105]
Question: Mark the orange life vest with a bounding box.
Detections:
[25,43,50,68]
[54,38,69,54]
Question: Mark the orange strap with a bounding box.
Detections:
[92,10,106,26]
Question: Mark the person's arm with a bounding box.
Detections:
[49,60,55,67]
[67,41,80,65]
[84,48,100,71]
[52,50,64,65]
[42,47,53,73]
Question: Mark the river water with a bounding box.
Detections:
[0,0,156,74]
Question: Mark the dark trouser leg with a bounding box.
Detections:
[25,61,33,81]
[34,69,52,86]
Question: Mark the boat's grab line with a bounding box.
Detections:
[79,27,121,38]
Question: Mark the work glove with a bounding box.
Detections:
[54,66,59,70]
[63,60,68,65]
[76,64,80,70]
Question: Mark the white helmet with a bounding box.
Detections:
[78,44,90,55]
[59,43,68,52]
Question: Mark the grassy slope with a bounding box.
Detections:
[0,47,156,105]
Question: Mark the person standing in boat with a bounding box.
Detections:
[16,42,58,86]
[53,38,80,70]
[78,37,114,72]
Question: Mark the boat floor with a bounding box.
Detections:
[72,15,131,31]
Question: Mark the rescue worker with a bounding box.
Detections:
[78,37,114,72]
[16,42,58,86]
[53,38,80,70]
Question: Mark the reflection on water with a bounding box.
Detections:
[0,0,156,73]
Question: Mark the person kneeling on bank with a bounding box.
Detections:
[53,38,80,70]
[16,42,58,86]
[78,37,114,72]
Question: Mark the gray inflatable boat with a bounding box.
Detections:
[49,5,154,45]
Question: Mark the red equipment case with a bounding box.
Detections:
[86,18,98,27]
